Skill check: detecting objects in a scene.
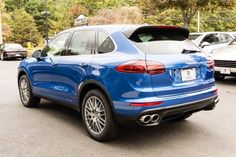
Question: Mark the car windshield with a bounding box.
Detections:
[189,34,202,40]
[5,44,23,49]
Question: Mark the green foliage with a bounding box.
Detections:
[90,6,143,25]
[5,0,29,12]
[9,9,41,46]
[2,0,236,46]
[24,0,46,37]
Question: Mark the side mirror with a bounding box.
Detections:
[32,50,42,60]
[201,42,210,48]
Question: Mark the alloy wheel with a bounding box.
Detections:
[84,96,106,135]
[19,78,30,104]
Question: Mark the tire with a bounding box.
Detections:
[172,113,192,121]
[18,75,40,107]
[82,89,118,141]
[0,53,4,61]
[215,74,225,81]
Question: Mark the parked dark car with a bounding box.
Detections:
[18,25,218,141]
[0,43,27,60]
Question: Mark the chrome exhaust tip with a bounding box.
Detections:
[150,114,159,123]
[214,97,219,104]
[139,115,151,124]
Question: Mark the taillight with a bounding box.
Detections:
[116,60,166,75]
[207,60,214,69]
[213,88,218,94]
[129,101,163,107]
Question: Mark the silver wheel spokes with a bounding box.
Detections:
[20,79,29,103]
[85,96,106,134]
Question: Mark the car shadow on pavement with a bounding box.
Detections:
[216,77,236,86]
[35,99,207,147]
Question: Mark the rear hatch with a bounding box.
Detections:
[124,26,214,97]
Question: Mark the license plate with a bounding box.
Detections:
[220,68,230,74]
[181,68,196,81]
[15,54,20,57]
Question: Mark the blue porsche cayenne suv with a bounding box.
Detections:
[18,25,218,141]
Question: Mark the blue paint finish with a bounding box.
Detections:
[18,25,217,122]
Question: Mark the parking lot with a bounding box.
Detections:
[0,60,235,157]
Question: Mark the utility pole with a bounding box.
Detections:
[0,0,3,44]
[41,0,50,44]
[45,0,48,44]
[197,10,200,33]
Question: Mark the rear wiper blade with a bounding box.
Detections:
[182,49,200,54]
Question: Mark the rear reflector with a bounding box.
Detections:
[213,88,218,94]
[116,60,165,75]
[129,101,163,107]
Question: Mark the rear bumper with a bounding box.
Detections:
[4,52,27,59]
[214,66,236,76]
[115,95,218,126]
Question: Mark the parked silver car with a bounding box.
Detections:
[212,38,236,80]
[190,32,234,54]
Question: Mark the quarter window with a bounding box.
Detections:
[67,30,95,55]
[97,31,115,54]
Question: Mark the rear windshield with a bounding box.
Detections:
[133,40,200,54]
[126,27,200,54]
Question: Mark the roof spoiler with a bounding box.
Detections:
[123,25,190,41]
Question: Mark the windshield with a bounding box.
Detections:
[133,40,200,54]
[189,34,202,40]
[5,44,23,49]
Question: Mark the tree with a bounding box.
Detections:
[139,0,236,27]
[89,6,143,25]
[24,0,46,38]
[5,0,29,12]
[9,9,41,46]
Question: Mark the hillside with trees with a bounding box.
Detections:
[1,0,236,46]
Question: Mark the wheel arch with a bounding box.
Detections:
[78,80,115,114]
[17,68,31,86]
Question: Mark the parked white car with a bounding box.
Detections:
[189,32,234,54]
[212,38,236,80]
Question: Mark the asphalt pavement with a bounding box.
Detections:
[0,60,235,157]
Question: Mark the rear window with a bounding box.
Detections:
[126,26,200,54]
[133,40,200,54]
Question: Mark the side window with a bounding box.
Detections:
[201,34,216,45]
[97,31,115,54]
[214,33,232,44]
[67,30,95,55]
[222,34,233,43]
[42,32,70,57]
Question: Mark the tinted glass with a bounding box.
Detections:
[42,32,70,57]
[133,40,199,54]
[201,34,216,45]
[97,31,115,54]
[128,28,199,54]
[67,30,95,55]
